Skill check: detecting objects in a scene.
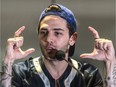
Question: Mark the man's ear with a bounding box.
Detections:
[69,32,78,46]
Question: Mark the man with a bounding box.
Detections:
[0,3,116,87]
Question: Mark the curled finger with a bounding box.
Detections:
[14,37,24,48]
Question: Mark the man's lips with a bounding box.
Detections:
[46,48,58,58]
[46,45,55,52]
[46,48,54,53]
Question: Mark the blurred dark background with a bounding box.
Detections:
[0,0,115,78]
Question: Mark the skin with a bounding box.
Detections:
[1,15,116,87]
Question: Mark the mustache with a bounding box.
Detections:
[46,49,65,61]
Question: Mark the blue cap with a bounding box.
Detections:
[39,3,77,32]
[39,4,77,57]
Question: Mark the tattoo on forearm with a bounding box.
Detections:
[104,64,116,86]
[112,64,116,85]
[2,61,13,75]
[0,74,12,81]
[112,64,116,78]
[0,73,12,87]
[0,60,14,87]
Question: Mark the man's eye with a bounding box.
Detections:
[39,30,47,35]
[55,32,62,36]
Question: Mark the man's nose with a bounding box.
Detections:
[46,33,54,43]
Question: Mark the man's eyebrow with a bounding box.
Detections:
[53,28,64,31]
[40,28,65,31]
[40,28,47,30]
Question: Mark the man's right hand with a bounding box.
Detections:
[4,26,35,64]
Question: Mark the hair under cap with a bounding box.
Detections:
[39,4,77,57]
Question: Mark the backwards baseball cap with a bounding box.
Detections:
[38,3,77,57]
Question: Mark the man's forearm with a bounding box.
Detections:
[0,58,13,87]
[104,59,116,87]
[0,73,12,87]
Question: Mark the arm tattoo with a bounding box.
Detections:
[0,64,13,87]
[0,73,12,87]
[112,64,116,85]
[104,63,116,87]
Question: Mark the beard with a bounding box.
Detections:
[41,48,69,61]
[40,46,58,61]
[46,49,58,60]
[39,43,69,61]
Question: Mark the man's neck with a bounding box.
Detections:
[43,57,68,80]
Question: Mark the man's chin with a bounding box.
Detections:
[44,56,57,61]
[45,49,57,58]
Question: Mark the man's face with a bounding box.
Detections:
[38,15,72,60]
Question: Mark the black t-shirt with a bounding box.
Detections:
[12,57,103,87]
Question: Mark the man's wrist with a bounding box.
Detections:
[2,65,13,76]
[2,57,14,75]
[104,58,116,86]
[3,56,14,65]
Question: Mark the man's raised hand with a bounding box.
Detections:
[80,26,115,62]
[4,26,35,64]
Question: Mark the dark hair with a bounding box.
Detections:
[67,23,75,36]
[67,23,76,57]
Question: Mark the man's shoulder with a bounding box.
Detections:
[71,58,102,84]
[70,58,99,74]
[12,57,42,79]
[12,57,42,74]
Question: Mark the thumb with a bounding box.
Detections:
[80,53,94,59]
[23,48,35,57]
